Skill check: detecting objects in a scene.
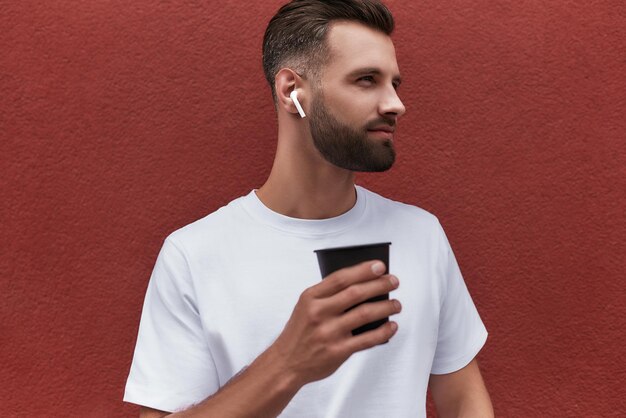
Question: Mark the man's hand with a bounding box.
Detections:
[141,260,401,418]
[268,260,402,386]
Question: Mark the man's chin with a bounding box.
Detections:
[325,156,394,172]
[352,156,396,172]
[360,162,395,172]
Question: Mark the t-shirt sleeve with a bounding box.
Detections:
[430,220,488,375]
[123,237,220,412]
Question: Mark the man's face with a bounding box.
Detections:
[308,21,406,172]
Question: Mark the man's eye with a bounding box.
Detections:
[358,76,375,84]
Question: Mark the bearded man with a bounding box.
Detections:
[124,1,493,417]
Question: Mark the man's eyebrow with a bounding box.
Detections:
[347,67,403,85]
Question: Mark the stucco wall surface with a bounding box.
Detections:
[1,1,624,417]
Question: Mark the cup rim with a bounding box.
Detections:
[313,242,391,254]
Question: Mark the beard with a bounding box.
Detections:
[308,92,396,172]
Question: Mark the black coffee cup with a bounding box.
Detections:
[314,242,391,336]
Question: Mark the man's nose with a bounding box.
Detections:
[379,86,406,118]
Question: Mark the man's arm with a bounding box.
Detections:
[428,358,494,418]
[137,347,300,418]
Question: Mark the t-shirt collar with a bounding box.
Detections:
[240,185,367,237]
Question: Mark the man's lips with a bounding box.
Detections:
[367,125,395,133]
[367,125,396,140]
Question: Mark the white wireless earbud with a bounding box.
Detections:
[290,90,306,118]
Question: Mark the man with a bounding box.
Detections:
[124,1,493,417]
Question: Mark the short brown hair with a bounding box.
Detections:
[262,0,395,104]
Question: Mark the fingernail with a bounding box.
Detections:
[389,276,399,287]
[390,322,398,332]
[371,261,385,275]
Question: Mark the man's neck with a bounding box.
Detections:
[256,169,356,220]
[256,133,357,220]
[256,111,361,219]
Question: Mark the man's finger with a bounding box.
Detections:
[309,260,386,299]
[334,298,400,332]
[324,274,398,314]
[340,321,399,354]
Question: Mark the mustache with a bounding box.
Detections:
[365,118,396,130]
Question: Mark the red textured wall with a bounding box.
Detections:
[2,1,624,416]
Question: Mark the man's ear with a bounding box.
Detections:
[275,68,306,117]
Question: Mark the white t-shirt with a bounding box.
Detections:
[124,185,488,417]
